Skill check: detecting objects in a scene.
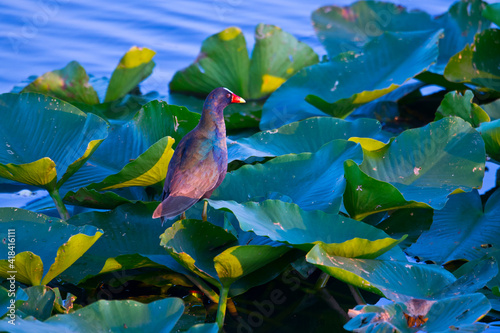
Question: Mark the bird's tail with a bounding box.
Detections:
[153,195,198,223]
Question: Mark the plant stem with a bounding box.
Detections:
[318,288,350,322]
[216,286,229,331]
[348,285,366,305]
[49,188,70,220]
[313,273,349,322]
[185,275,219,303]
[314,272,330,291]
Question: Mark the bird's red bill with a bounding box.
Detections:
[231,94,246,104]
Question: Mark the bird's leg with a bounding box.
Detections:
[202,201,208,222]
[181,212,186,220]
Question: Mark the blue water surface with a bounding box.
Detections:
[1,0,497,95]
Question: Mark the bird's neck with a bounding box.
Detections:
[199,106,226,140]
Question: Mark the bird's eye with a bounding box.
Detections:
[226,93,231,98]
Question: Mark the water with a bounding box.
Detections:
[1,0,496,95]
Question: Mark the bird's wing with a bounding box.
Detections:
[153,140,221,219]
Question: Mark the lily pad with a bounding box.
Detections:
[432,0,491,73]
[0,93,108,192]
[76,91,160,122]
[21,61,99,105]
[63,188,134,210]
[170,24,318,99]
[16,286,58,322]
[371,208,434,249]
[104,46,156,102]
[248,24,319,99]
[169,24,318,129]
[307,244,496,301]
[213,139,363,214]
[311,1,437,57]
[345,294,491,333]
[483,3,500,25]
[261,30,441,129]
[86,136,174,191]
[207,199,405,258]
[478,118,500,162]
[0,208,102,286]
[407,189,500,263]
[0,286,28,318]
[311,0,490,73]
[482,98,500,120]
[227,117,381,163]
[444,29,500,91]
[160,219,294,296]
[343,160,432,220]
[0,297,184,333]
[435,90,489,127]
[345,117,485,219]
[62,202,169,283]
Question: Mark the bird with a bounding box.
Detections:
[153,87,246,224]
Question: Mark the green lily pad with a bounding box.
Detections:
[345,117,485,219]
[311,2,437,58]
[345,295,490,333]
[16,285,56,321]
[311,0,490,74]
[207,199,406,258]
[444,29,500,91]
[65,203,207,295]
[170,24,318,99]
[435,90,490,127]
[307,244,496,301]
[21,61,99,105]
[433,0,491,73]
[482,98,500,120]
[0,286,28,318]
[104,46,156,102]
[343,160,432,220]
[62,100,199,194]
[408,189,500,263]
[0,208,102,286]
[0,297,184,333]
[62,202,168,283]
[261,30,441,129]
[483,3,500,25]
[86,136,174,191]
[0,93,108,192]
[214,245,291,288]
[63,188,134,210]
[347,81,424,127]
[170,26,249,97]
[446,256,499,296]
[169,24,318,129]
[248,24,319,100]
[160,219,294,296]
[76,91,160,122]
[213,139,363,214]
[478,118,500,162]
[372,208,434,249]
[457,249,500,292]
[227,117,381,162]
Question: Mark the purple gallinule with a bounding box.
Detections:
[153,87,245,223]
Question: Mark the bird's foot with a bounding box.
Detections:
[181,212,186,220]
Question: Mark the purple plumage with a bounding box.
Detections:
[153,87,245,223]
